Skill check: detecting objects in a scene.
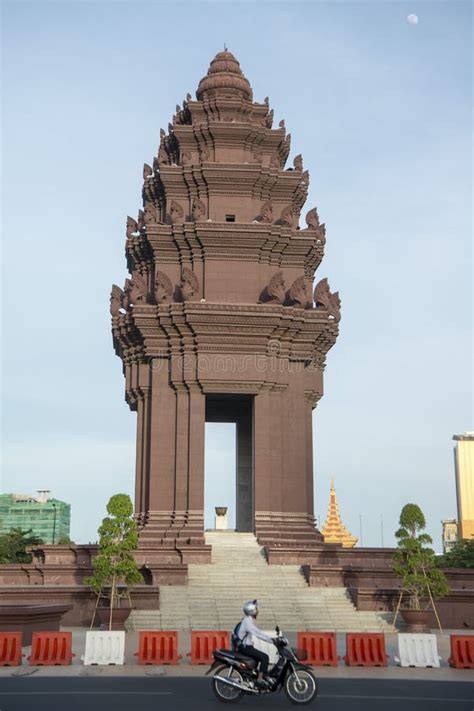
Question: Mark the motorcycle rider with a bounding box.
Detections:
[237,600,275,688]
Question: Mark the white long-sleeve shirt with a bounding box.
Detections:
[238,616,274,647]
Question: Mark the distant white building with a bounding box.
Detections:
[441,519,458,553]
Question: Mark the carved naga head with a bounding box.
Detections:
[267,271,286,304]
[127,272,148,306]
[126,216,138,239]
[154,270,173,304]
[110,284,124,316]
[170,200,184,224]
[289,276,309,309]
[180,268,200,302]
[192,197,206,222]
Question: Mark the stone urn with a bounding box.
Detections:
[400,609,431,633]
[96,606,132,631]
[214,507,228,530]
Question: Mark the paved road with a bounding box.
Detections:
[0,677,472,710]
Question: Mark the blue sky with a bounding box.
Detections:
[1,0,472,549]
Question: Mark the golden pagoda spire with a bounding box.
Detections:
[321,479,358,548]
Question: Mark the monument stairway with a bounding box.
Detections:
[128,532,394,632]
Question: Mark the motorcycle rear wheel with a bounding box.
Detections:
[284,669,318,705]
[212,665,245,703]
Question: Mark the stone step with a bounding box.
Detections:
[127,533,393,632]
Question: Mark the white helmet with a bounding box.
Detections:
[243,599,258,616]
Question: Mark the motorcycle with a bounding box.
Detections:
[206,626,318,705]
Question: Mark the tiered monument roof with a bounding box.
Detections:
[196,50,253,101]
[111,49,341,393]
[321,481,357,548]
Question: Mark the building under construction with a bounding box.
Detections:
[0,490,70,544]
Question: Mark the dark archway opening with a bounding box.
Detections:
[205,395,254,532]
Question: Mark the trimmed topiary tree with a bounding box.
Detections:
[84,494,143,630]
[393,503,449,612]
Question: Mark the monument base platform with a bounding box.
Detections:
[0,535,471,629]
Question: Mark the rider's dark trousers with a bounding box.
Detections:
[239,645,269,674]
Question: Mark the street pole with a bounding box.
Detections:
[52,503,57,544]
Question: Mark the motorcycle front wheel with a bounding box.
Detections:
[284,668,318,705]
[211,664,245,703]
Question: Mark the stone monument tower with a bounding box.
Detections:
[111,51,340,565]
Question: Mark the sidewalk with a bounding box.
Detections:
[1,629,472,681]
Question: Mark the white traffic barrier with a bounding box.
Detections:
[252,630,279,666]
[395,633,441,668]
[83,631,125,666]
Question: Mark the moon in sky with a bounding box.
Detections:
[407,14,419,25]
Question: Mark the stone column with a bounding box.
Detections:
[187,386,205,515]
[254,387,272,515]
[140,387,151,518]
[134,394,144,518]
[174,385,190,517]
[282,386,307,513]
[305,394,315,518]
[172,384,206,533]
[134,393,150,520]
[146,358,177,524]
[133,364,151,522]
[269,387,285,514]
[236,401,253,532]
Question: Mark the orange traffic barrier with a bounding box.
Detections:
[297,632,340,666]
[343,633,388,667]
[448,635,474,669]
[0,632,23,666]
[28,632,75,666]
[135,631,181,665]
[190,631,230,664]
